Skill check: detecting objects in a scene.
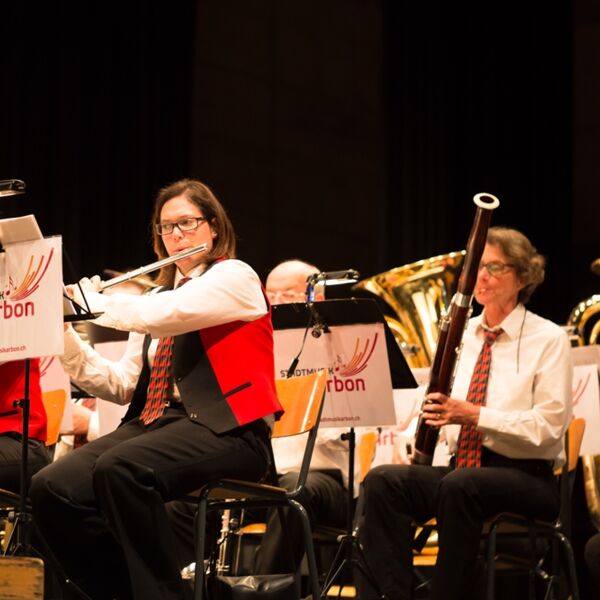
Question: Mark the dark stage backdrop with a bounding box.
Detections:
[0,2,196,277]
[1,0,598,325]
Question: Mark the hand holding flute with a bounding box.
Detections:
[65,242,208,298]
[63,242,209,322]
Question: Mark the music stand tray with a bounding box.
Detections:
[272,298,416,391]
[272,299,415,599]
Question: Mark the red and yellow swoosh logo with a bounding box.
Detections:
[337,333,378,377]
[5,249,54,301]
[39,356,55,378]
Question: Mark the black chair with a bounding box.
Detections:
[411,418,585,600]
[484,417,585,600]
[183,370,328,600]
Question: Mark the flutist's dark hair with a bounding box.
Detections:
[151,179,236,288]
[487,227,545,304]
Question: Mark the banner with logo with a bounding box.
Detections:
[0,236,64,360]
[572,363,600,455]
[274,322,396,428]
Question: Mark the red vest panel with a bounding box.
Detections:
[0,359,47,441]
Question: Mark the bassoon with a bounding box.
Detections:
[412,193,500,465]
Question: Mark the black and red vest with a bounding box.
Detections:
[124,293,282,434]
[0,359,47,441]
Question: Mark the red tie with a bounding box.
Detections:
[455,328,502,468]
[139,277,190,426]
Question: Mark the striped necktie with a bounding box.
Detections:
[139,276,191,425]
[455,328,502,468]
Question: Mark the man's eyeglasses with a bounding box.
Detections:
[478,261,514,276]
[155,217,207,236]
[266,289,306,304]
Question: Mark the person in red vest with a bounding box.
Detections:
[166,260,350,577]
[0,359,50,494]
[29,179,283,600]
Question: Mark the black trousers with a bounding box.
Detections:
[357,452,558,600]
[165,469,347,575]
[29,406,270,600]
[0,432,50,494]
[254,469,348,574]
[584,531,600,595]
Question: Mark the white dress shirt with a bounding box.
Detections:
[61,259,268,405]
[272,429,350,487]
[443,304,572,466]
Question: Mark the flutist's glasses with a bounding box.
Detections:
[155,217,207,236]
[478,261,514,276]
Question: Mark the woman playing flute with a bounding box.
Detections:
[30,179,282,600]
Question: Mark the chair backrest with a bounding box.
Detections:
[272,370,328,439]
[559,417,586,538]
[566,417,586,473]
[554,417,586,476]
[272,371,328,496]
[41,389,67,446]
[357,430,378,485]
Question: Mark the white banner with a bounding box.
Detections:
[572,364,600,455]
[370,356,600,466]
[0,236,64,360]
[274,322,396,428]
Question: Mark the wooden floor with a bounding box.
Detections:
[0,556,44,600]
[325,584,357,597]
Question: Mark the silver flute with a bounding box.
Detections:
[100,243,208,290]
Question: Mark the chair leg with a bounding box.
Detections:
[194,497,208,600]
[554,531,580,600]
[289,498,321,600]
[485,525,497,600]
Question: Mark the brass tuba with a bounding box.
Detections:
[566,294,600,346]
[583,455,600,532]
[353,251,465,368]
[569,257,600,532]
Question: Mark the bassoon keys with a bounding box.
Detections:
[412,193,500,466]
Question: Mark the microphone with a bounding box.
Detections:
[285,299,331,377]
[306,269,360,285]
[305,269,360,302]
[0,179,26,198]
[287,268,360,376]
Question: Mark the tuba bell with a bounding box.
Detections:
[583,454,600,532]
[353,251,465,369]
[569,257,600,533]
[566,294,600,346]
[566,257,600,346]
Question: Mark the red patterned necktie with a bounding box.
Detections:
[455,328,502,468]
[139,277,190,425]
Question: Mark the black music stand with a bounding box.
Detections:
[0,191,37,556]
[3,358,34,556]
[1,232,96,551]
[272,299,417,600]
[62,250,102,324]
[0,214,93,599]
